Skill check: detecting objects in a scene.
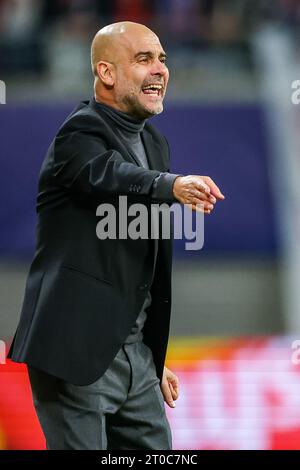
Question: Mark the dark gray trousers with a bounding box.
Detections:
[27,341,173,450]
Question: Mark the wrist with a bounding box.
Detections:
[172,175,183,199]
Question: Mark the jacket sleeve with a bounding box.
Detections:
[152,172,181,202]
[52,125,176,203]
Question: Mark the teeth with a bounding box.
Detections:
[143,84,162,90]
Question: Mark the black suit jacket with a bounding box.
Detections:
[7,98,176,386]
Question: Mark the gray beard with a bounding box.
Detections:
[120,93,163,120]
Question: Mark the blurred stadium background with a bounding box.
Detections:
[1,0,300,450]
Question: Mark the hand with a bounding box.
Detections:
[173,175,225,214]
[161,366,179,408]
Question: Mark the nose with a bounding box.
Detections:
[150,58,168,77]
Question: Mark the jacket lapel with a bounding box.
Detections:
[141,127,166,172]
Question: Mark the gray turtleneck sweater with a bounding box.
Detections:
[93,99,179,344]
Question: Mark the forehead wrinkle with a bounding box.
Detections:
[122,31,163,59]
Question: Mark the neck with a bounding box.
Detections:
[93,97,146,134]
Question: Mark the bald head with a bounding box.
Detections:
[91,21,157,77]
[91,21,169,120]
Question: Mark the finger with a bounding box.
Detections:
[187,199,212,213]
[191,203,205,213]
[162,383,176,408]
[203,177,225,200]
[197,206,211,214]
[169,382,179,400]
[189,189,207,201]
[192,198,214,211]
[190,189,216,204]
[193,179,211,195]
[190,203,210,214]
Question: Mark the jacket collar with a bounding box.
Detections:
[88,98,166,172]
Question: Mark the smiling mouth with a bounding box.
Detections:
[142,84,163,97]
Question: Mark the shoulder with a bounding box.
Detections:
[52,100,112,159]
[56,99,112,141]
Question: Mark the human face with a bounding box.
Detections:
[114,32,169,120]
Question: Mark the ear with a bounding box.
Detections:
[96,61,115,86]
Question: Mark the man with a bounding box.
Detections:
[7,21,224,450]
